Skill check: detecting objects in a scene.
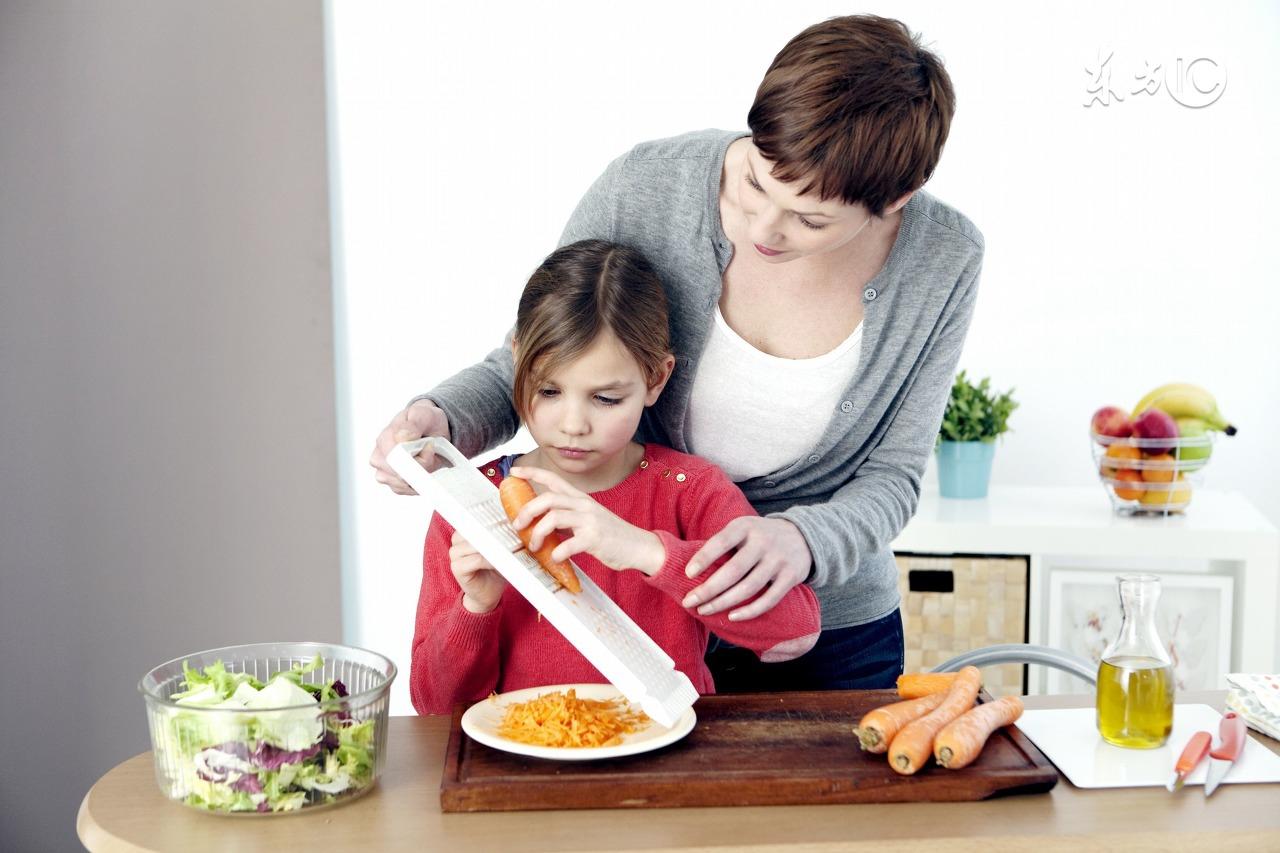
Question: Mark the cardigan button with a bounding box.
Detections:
[864,287,878,301]
[485,467,496,477]
[675,472,687,482]
[807,455,820,464]
[840,400,854,413]
[765,480,777,488]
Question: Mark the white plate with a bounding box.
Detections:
[460,683,696,761]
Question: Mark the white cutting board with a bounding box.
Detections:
[1016,704,1280,788]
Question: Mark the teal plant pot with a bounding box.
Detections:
[936,440,996,499]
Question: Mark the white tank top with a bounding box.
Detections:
[686,306,863,482]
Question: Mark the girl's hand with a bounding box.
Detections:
[682,516,813,621]
[507,466,666,576]
[448,531,507,613]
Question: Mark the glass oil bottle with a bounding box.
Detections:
[1095,574,1175,748]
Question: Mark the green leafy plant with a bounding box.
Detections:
[938,370,1018,443]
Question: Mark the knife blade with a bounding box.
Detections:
[1166,730,1212,792]
[1204,711,1247,797]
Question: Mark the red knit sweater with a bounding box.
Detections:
[409,444,822,715]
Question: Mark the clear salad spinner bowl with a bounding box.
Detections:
[138,641,395,814]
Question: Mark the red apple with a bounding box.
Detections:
[1131,408,1178,454]
[1090,406,1133,438]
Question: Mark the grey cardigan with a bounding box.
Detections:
[420,129,984,630]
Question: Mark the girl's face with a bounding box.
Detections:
[518,330,673,491]
[736,142,889,264]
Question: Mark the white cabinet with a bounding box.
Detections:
[892,486,1278,692]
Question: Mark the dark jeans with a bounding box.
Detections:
[706,608,905,693]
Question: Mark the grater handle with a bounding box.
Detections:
[389,437,470,495]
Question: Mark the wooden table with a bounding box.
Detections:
[79,692,1280,852]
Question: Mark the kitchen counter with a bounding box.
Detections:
[79,691,1280,852]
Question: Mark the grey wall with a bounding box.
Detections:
[0,2,339,849]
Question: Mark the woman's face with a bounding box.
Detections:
[736,143,879,264]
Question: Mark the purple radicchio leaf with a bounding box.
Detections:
[252,741,321,771]
[229,773,264,795]
[193,743,255,783]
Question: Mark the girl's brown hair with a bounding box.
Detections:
[512,240,671,421]
[747,15,956,217]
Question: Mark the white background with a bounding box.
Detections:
[327,1,1280,715]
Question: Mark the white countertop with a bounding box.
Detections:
[893,486,1279,560]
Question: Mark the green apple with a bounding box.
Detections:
[1174,416,1212,468]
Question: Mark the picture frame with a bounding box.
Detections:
[1045,569,1233,694]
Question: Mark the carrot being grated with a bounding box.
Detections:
[495,688,649,748]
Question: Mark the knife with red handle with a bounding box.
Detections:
[1166,730,1212,792]
[1204,711,1247,797]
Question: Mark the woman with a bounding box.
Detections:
[371,15,983,691]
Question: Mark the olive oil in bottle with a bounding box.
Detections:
[1096,655,1174,748]
[1095,574,1174,749]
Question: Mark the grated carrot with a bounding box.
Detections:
[495,688,649,748]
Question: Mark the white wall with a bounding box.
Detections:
[328,1,1280,716]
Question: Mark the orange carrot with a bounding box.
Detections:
[896,672,958,699]
[853,692,948,753]
[933,695,1024,769]
[887,666,982,775]
[498,476,581,594]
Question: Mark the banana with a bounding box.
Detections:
[1132,383,1237,435]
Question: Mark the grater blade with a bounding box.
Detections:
[387,438,698,727]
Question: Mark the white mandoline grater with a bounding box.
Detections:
[387,437,699,728]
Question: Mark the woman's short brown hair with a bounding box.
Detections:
[747,15,956,217]
[512,240,671,422]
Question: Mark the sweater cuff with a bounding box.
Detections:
[444,594,503,650]
[645,530,707,600]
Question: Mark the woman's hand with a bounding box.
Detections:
[369,399,451,495]
[507,466,666,576]
[682,516,813,621]
[449,531,507,613]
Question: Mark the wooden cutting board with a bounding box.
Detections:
[440,689,1057,812]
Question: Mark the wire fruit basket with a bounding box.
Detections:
[138,641,395,815]
[1090,432,1214,515]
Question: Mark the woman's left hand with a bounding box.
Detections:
[507,466,667,576]
[682,516,813,621]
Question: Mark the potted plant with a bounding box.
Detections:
[935,370,1018,499]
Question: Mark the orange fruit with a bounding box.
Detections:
[1111,469,1144,501]
[1140,452,1176,483]
[1101,444,1142,473]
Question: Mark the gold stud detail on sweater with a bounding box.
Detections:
[485,467,496,477]
[638,459,649,469]
[662,469,671,478]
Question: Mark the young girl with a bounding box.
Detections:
[409,240,821,715]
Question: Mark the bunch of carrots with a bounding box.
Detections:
[853,667,1025,774]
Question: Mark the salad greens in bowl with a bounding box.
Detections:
[139,642,395,814]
